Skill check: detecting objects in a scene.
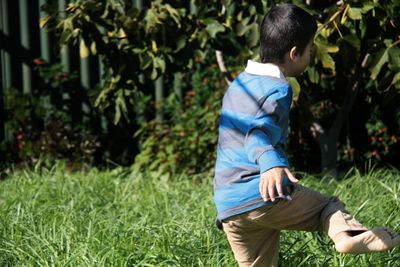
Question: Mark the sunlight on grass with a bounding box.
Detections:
[0,163,399,266]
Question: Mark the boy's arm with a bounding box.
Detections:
[244,84,298,201]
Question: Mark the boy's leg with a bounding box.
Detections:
[222,212,280,267]
[309,185,400,253]
[251,184,368,233]
[222,184,400,266]
[256,184,400,254]
[221,185,349,266]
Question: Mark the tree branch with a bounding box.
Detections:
[215,50,233,85]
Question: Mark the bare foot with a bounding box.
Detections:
[335,227,400,254]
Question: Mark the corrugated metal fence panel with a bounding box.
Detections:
[0,0,11,142]
[0,0,103,145]
[0,0,195,145]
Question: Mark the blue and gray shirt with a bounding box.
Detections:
[214,60,292,227]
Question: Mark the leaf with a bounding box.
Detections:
[307,66,320,84]
[154,57,166,73]
[246,23,259,47]
[205,20,225,38]
[90,41,97,55]
[315,38,339,71]
[348,7,362,20]
[151,67,158,80]
[221,0,232,7]
[236,20,253,37]
[236,20,247,37]
[72,28,81,38]
[113,90,128,124]
[343,34,360,50]
[341,4,350,24]
[119,28,127,39]
[79,39,90,58]
[369,48,389,80]
[287,77,301,101]
[60,31,71,44]
[39,15,51,28]
[325,44,339,53]
[117,90,128,115]
[359,17,366,38]
[151,40,158,53]
[391,72,400,88]
[361,3,375,13]
[114,104,121,124]
[164,4,181,27]
[140,51,153,70]
[145,9,162,32]
[388,47,400,68]
[175,36,186,52]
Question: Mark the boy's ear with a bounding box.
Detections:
[289,46,299,62]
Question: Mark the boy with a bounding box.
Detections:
[213,3,400,266]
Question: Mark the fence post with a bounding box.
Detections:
[132,0,164,123]
[190,0,197,15]
[155,76,164,122]
[173,72,182,107]
[0,0,13,143]
[19,0,32,94]
[79,37,90,89]
[132,0,145,86]
[133,0,142,9]
[58,0,71,73]
[39,0,50,63]
[79,36,90,123]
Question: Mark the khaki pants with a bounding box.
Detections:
[222,184,368,267]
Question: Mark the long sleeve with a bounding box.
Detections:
[244,84,292,174]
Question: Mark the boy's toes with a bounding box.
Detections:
[334,240,353,253]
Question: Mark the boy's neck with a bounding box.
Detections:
[274,62,292,77]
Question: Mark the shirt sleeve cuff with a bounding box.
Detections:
[258,149,288,174]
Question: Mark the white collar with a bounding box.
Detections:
[244,60,285,80]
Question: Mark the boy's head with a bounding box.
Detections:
[260,4,317,76]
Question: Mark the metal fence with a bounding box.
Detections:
[0,0,185,146]
[1,0,95,143]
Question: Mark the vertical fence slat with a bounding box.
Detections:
[190,0,197,15]
[173,72,183,105]
[19,0,32,94]
[38,0,50,63]
[132,0,164,122]
[133,0,142,9]
[155,76,164,122]
[80,36,90,125]
[0,0,11,90]
[58,0,71,73]
[0,0,13,142]
[79,37,90,89]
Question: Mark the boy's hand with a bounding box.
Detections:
[259,167,299,202]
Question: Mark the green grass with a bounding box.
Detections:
[0,163,399,266]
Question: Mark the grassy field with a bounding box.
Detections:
[0,163,399,266]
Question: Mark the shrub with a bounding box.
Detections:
[1,62,101,169]
[133,62,225,175]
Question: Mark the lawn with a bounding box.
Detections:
[0,163,399,266]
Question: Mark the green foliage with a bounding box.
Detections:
[41,0,267,125]
[288,0,400,170]
[1,63,100,169]
[133,63,225,176]
[38,0,400,172]
[0,165,399,265]
[364,117,399,161]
